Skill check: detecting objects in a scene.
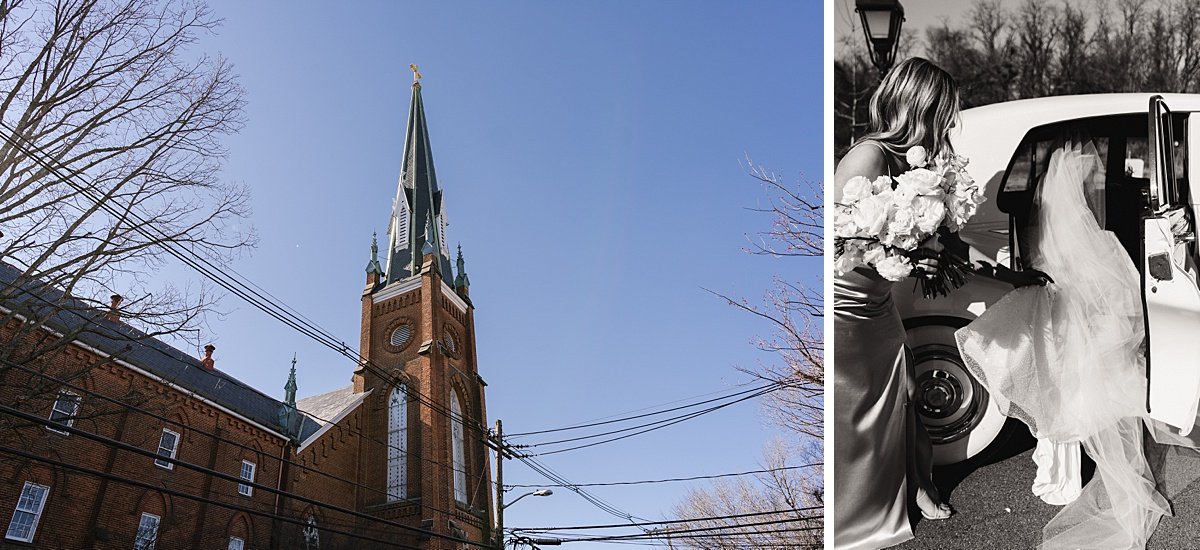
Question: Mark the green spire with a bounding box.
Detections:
[454,243,470,289]
[279,354,300,442]
[383,72,453,284]
[365,232,383,276]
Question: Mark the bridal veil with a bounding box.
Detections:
[955,136,1172,549]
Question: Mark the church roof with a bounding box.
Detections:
[296,384,369,448]
[0,261,322,441]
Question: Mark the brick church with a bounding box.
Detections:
[0,76,494,549]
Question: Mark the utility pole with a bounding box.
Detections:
[494,419,505,550]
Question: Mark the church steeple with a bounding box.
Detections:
[384,66,453,285]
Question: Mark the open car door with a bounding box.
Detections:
[1145,95,1200,435]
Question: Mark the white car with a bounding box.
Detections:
[897,93,1200,465]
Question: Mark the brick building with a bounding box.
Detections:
[0,77,494,549]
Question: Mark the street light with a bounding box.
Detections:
[503,488,553,509]
[856,0,905,74]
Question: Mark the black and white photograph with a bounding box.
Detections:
[834,0,1200,548]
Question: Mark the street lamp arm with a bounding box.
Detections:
[503,488,552,509]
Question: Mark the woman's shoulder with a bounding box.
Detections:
[836,141,891,182]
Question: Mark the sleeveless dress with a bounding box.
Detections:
[833,144,918,549]
[833,267,912,549]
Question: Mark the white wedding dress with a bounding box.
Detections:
[955,139,1172,549]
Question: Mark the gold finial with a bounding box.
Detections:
[409,64,422,84]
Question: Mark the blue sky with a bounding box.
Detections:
[189,0,823,546]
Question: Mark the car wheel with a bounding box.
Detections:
[904,316,1008,466]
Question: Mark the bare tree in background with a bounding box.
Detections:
[664,440,822,550]
[667,164,823,548]
[0,0,249,418]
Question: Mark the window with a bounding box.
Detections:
[386,385,408,501]
[47,390,81,434]
[134,512,159,550]
[303,515,319,550]
[4,482,49,542]
[154,429,180,469]
[228,536,244,550]
[238,460,256,497]
[450,388,467,505]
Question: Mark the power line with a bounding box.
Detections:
[522,385,777,456]
[511,506,820,533]
[557,522,824,543]
[503,462,821,489]
[506,383,776,438]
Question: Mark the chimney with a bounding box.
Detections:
[106,295,123,323]
[201,344,216,370]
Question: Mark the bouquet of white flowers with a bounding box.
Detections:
[834,145,985,292]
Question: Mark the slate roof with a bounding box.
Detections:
[0,262,322,441]
[296,384,368,446]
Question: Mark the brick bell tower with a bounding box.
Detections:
[355,68,493,548]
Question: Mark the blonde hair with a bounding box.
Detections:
[859,57,960,161]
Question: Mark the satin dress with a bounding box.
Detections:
[834,266,912,550]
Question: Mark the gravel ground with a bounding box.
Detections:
[891,419,1200,549]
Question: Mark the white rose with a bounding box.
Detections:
[906,146,928,168]
[914,195,947,234]
[841,176,874,203]
[895,167,943,195]
[887,208,917,241]
[871,175,893,193]
[875,254,914,281]
[853,194,892,236]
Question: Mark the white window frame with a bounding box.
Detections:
[134,512,160,550]
[228,536,245,550]
[47,390,81,435]
[154,429,180,470]
[387,384,409,501]
[238,460,255,497]
[451,389,467,505]
[4,482,49,543]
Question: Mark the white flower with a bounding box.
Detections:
[871,175,893,193]
[886,208,917,242]
[913,195,947,233]
[906,146,928,168]
[895,167,943,195]
[862,242,887,266]
[875,254,914,281]
[853,194,892,236]
[834,241,865,275]
[841,176,874,203]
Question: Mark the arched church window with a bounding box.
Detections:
[387,385,408,501]
[450,388,467,505]
[302,515,319,550]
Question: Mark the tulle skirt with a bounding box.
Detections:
[957,282,1170,549]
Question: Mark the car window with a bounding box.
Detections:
[997,113,1190,267]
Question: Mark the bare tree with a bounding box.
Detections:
[669,163,823,548]
[0,0,249,417]
[665,440,822,550]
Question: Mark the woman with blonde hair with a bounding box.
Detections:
[833,57,1045,549]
